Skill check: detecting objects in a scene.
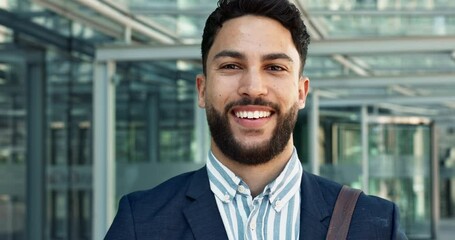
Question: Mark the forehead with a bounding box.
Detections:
[208,15,299,61]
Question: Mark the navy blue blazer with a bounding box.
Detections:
[105,167,407,239]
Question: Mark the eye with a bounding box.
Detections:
[220,64,241,70]
[267,65,285,71]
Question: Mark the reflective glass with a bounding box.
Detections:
[356,53,455,75]
[320,113,433,238]
[369,124,432,238]
[303,0,455,10]
[310,15,453,38]
[2,0,118,43]
[305,56,346,77]
[321,121,363,187]
[115,60,201,163]
[116,0,215,43]
[0,53,27,240]
[46,50,93,239]
[301,0,455,38]
[0,26,12,43]
[307,53,455,80]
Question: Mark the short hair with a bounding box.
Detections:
[201,0,311,75]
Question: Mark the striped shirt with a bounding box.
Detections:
[206,149,303,240]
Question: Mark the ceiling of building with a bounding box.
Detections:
[3,0,455,124]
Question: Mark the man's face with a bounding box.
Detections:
[197,15,309,165]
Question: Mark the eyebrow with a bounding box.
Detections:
[213,50,246,61]
[262,53,294,63]
[213,50,294,63]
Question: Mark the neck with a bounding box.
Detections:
[211,140,294,198]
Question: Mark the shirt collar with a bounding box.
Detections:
[206,152,241,203]
[206,148,303,212]
[267,148,302,212]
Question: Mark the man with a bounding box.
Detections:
[105,0,407,239]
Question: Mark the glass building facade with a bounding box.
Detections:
[1,0,455,239]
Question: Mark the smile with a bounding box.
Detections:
[234,111,272,119]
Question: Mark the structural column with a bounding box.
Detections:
[147,92,159,162]
[431,122,439,239]
[360,106,369,194]
[93,61,116,239]
[26,52,45,240]
[309,90,320,175]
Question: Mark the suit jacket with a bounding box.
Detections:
[105,167,407,240]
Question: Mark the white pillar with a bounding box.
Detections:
[361,106,369,193]
[430,123,439,239]
[93,61,116,239]
[309,90,320,175]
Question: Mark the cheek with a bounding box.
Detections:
[276,85,300,107]
[204,87,227,110]
[209,80,236,101]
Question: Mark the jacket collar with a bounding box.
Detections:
[299,170,332,239]
[183,167,229,240]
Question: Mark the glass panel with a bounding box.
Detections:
[306,52,455,79]
[145,15,208,44]
[321,121,363,188]
[305,56,346,77]
[115,60,200,163]
[303,0,455,9]
[50,191,67,239]
[353,53,455,75]
[321,112,433,238]
[46,50,93,240]
[369,124,432,238]
[0,25,12,44]
[122,0,216,43]
[302,0,455,37]
[0,58,27,239]
[440,125,455,218]
[313,15,455,38]
[114,60,207,202]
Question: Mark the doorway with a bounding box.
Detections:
[319,111,436,239]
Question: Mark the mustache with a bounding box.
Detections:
[224,97,280,114]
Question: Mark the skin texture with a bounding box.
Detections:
[197,15,310,196]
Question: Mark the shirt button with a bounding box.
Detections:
[275,200,282,208]
[250,221,256,230]
[238,185,246,193]
[224,194,230,202]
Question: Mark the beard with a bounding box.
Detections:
[205,97,299,166]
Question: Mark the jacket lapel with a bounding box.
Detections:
[299,170,332,240]
[182,167,335,240]
[183,167,229,240]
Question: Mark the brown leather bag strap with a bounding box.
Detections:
[326,185,362,240]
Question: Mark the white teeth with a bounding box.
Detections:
[235,111,271,119]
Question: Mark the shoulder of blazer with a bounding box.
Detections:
[302,170,396,218]
[125,167,208,213]
[301,170,343,209]
[301,171,402,238]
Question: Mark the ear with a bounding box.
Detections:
[196,74,206,108]
[298,76,310,109]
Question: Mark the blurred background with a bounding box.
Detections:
[0,0,455,239]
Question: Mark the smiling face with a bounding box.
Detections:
[197,15,309,165]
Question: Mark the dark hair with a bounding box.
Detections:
[201,0,310,75]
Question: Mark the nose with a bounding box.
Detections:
[238,70,268,98]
